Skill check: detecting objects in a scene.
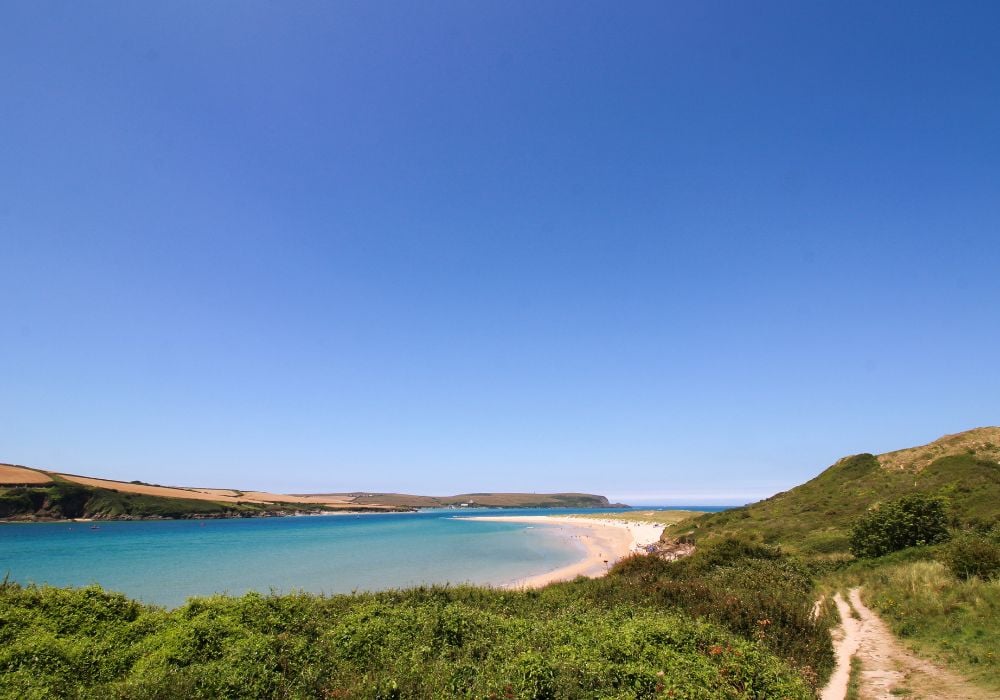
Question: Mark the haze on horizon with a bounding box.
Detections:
[2,2,998,505]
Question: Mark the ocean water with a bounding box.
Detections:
[0,507,727,608]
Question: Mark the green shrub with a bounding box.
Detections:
[800,530,851,554]
[47,483,92,518]
[944,531,1000,580]
[597,539,834,687]
[0,493,34,518]
[849,494,950,558]
[0,578,818,699]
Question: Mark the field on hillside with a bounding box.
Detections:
[0,464,52,485]
[57,474,365,507]
[0,479,401,521]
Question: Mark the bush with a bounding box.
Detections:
[0,582,816,699]
[849,494,950,558]
[944,531,1000,580]
[598,539,835,687]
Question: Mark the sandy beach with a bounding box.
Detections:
[461,515,665,588]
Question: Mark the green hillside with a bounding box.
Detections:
[0,479,372,521]
[664,427,1000,556]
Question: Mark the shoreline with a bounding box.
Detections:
[0,507,415,524]
[461,515,665,588]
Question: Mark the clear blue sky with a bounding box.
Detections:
[2,2,998,504]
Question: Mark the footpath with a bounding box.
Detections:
[820,587,991,700]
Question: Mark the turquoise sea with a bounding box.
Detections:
[0,507,725,608]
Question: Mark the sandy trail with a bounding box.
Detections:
[460,515,664,588]
[821,592,861,700]
[821,587,991,700]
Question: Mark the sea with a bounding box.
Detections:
[0,506,727,608]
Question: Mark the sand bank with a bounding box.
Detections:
[462,515,665,589]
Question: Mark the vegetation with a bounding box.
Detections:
[0,481,334,521]
[942,529,1000,581]
[663,432,999,556]
[0,540,827,699]
[845,657,861,700]
[825,548,1000,693]
[592,540,835,687]
[848,494,950,558]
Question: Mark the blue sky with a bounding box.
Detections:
[2,2,998,504]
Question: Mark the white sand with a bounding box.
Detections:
[461,515,665,588]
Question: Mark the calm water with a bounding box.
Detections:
[0,507,727,608]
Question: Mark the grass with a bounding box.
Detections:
[0,482,336,521]
[569,510,705,526]
[846,657,862,700]
[825,550,1000,693]
[663,452,1000,556]
[0,541,829,699]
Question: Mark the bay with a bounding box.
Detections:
[0,506,725,607]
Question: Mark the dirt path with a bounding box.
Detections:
[821,587,992,700]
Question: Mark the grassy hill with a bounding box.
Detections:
[663,427,1000,556]
[0,475,375,521]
